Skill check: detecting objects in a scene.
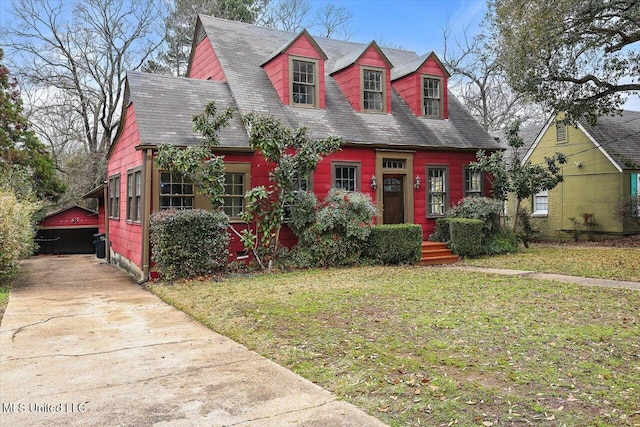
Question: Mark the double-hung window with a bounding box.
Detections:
[362,67,384,113]
[223,164,251,220]
[533,190,548,215]
[126,168,142,222]
[422,76,442,118]
[333,162,360,192]
[291,58,317,107]
[159,172,194,210]
[427,166,448,216]
[108,174,120,219]
[464,167,482,198]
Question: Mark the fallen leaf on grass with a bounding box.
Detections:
[482,422,494,426]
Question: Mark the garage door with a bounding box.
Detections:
[35,228,99,255]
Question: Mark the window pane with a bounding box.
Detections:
[428,168,447,215]
[292,60,315,106]
[334,165,357,191]
[363,69,384,112]
[423,78,441,117]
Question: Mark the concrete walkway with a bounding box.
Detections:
[450,265,640,291]
[0,255,386,427]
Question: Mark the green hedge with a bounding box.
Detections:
[449,218,483,258]
[150,209,229,280]
[363,224,422,265]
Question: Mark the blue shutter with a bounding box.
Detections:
[632,173,638,196]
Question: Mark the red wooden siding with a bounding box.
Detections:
[39,207,99,229]
[413,151,480,238]
[332,45,392,113]
[107,103,145,268]
[188,37,226,81]
[262,34,326,108]
[391,56,449,119]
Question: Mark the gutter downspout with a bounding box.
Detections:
[103,183,110,263]
[140,148,153,284]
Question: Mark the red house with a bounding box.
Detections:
[86,16,500,280]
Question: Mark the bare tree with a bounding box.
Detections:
[312,2,353,40]
[263,0,311,32]
[1,0,167,193]
[441,22,545,131]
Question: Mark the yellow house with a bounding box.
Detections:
[518,111,640,239]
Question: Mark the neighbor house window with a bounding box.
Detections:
[126,168,142,222]
[108,174,120,219]
[362,67,385,112]
[556,121,567,142]
[223,164,251,219]
[422,76,442,118]
[291,58,317,107]
[464,167,482,198]
[159,172,193,210]
[427,166,448,216]
[332,162,360,192]
[533,190,548,215]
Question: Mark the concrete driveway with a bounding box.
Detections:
[0,255,386,427]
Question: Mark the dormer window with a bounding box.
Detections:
[362,67,385,113]
[291,57,318,107]
[422,76,442,118]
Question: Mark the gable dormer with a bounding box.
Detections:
[261,30,328,108]
[330,41,393,114]
[391,53,450,119]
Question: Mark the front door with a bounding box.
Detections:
[383,174,404,224]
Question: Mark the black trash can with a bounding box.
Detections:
[93,233,106,259]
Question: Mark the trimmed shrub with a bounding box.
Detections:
[0,188,41,285]
[430,217,453,243]
[449,218,483,258]
[296,189,377,267]
[363,224,422,265]
[150,209,229,280]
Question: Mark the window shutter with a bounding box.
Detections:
[632,173,638,196]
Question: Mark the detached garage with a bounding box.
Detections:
[35,206,99,255]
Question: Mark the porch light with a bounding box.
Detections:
[414,174,421,189]
[370,175,378,190]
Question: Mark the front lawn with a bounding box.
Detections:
[149,266,640,426]
[462,243,640,282]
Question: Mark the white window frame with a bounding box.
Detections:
[533,190,548,215]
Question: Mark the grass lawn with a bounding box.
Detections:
[462,243,640,282]
[149,254,640,426]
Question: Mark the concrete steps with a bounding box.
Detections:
[419,242,459,266]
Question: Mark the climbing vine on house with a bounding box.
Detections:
[241,113,342,270]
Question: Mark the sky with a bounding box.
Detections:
[1,0,638,110]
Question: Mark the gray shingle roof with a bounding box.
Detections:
[125,16,501,152]
[579,110,640,170]
[203,16,500,150]
[491,111,640,170]
[490,124,544,161]
[125,71,248,148]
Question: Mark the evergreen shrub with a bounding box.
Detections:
[150,209,229,280]
[363,224,422,265]
[449,218,483,258]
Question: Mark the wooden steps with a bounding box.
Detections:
[419,242,459,266]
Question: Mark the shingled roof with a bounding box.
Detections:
[124,16,501,152]
[579,110,640,170]
[125,71,248,148]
